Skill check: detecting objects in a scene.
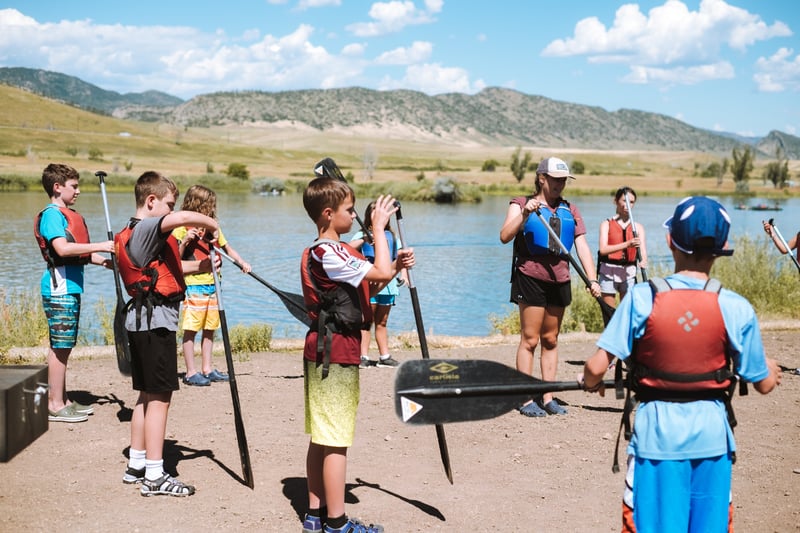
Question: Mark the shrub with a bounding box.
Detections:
[0,289,48,357]
[226,162,250,180]
[88,147,104,161]
[229,323,272,357]
[482,159,500,172]
[206,162,215,174]
[65,146,78,156]
[571,161,585,174]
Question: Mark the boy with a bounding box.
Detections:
[300,176,414,533]
[116,171,219,497]
[582,196,780,532]
[34,163,114,423]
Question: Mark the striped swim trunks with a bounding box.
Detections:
[42,294,81,349]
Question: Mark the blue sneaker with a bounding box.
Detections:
[323,518,384,533]
[302,513,323,533]
[204,369,229,382]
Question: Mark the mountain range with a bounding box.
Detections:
[1,66,797,158]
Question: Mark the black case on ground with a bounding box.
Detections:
[0,365,48,462]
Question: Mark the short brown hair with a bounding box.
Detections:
[134,171,179,207]
[41,163,79,196]
[303,177,353,222]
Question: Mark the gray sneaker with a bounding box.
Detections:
[376,356,399,368]
[48,404,88,423]
[359,357,371,369]
[140,473,195,497]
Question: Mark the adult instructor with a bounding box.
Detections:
[500,157,601,417]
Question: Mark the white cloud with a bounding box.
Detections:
[346,1,439,37]
[754,47,800,92]
[378,62,482,94]
[542,0,792,85]
[297,0,341,10]
[341,42,366,56]
[374,41,432,65]
[622,61,735,85]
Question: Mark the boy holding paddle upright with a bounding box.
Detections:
[582,196,780,532]
[35,163,114,423]
[116,171,219,497]
[300,175,414,533]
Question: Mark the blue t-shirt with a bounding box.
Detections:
[39,204,85,297]
[350,229,402,297]
[596,273,771,461]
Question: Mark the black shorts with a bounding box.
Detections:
[510,271,572,308]
[129,328,179,393]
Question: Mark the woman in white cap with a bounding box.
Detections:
[500,157,601,417]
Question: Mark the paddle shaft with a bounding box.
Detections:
[394,202,453,484]
[209,246,254,489]
[769,219,800,274]
[532,208,615,324]
[213,247,311,326]
[624,194,648,281]
[96,171,132,376]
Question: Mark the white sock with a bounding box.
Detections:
[360,355,369,360]
[379,354,391,360]
[145,459,164,481]
[129,448,146,470]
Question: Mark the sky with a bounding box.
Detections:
[0,0,797,138]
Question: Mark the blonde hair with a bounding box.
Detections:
[181,184,217,219]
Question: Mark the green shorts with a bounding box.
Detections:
[42,294,81,349]
[304,359,360,447]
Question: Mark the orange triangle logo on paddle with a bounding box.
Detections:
[400,396,423,422]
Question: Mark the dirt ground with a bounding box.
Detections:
[1,329,798,533]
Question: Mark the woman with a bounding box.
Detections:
[499,157,601,417]
[597,187,647,308]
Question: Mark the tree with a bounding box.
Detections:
[717,157,729,187]
[226,162,250,180]
[510,147,531,183]
[730,145,754,193]
[763,147,790,189]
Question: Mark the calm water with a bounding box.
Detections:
[4,191,798,342]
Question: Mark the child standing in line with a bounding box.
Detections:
[597,186,647,307]
[34,163,114,423]
[349,201,408,368]
[300,174,414,533]
[116,171,220,497]
[582,196,780,532]
[172,185,251,386]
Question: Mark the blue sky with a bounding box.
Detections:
[0,0,797,137]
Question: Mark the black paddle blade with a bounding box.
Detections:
[395,359,614,425]
[113,302,131,376]
[314,157,345,181]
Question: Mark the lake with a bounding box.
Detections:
[4,190,798,342]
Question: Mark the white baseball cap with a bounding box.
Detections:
[536,157,574,179]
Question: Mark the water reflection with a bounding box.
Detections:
[5,191,798,341]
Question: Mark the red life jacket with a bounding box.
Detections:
[180,228,211,261]
[34,205,92,267]
[631,277,733,394]
[600,218,637,265]
[301,240,372,375]
[115,219,186,327]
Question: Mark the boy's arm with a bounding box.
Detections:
[753,358,781,394]
[581,348,615,396]
[50,237,115,258]
[362,196,400,283]
[161,212,219,236]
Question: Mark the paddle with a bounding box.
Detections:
[532,208,616,325]
[96,171,132,376]
[624,193,648,282]
[395,359,616,425]
[394,201,454,484]
[213,247,311,327]
[768,218,800,274]
[209,245,254,489]
[314,157,373,243]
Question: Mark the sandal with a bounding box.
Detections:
[140,473,196,497]
[542,399,568,415]
[519,401,547,417]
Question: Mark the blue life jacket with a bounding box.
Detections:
[523,202,575,255]
[361,230,397,263]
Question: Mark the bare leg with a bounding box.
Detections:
[47,347,71,412]
[200,329,215,375]
[182,330,200,377]
[539,305,565,404]
[373,304,392,356]
[516,304,544,407]
[307,442,348,519]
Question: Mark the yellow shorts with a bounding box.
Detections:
[304,359,359,447]
[181,289,220,332]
